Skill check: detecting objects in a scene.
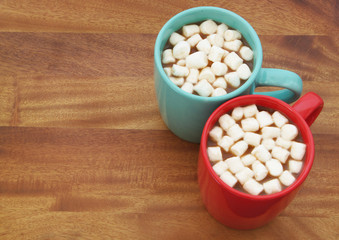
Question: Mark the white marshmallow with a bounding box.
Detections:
[241,154,257,166]
[218,135,234,152]
[279,170,296,186]
[272,146,290,164]
[186,51,208,69]
[177,60,186,66]
[230,140,248,156]
[263,179,282,195]
[213,77,227,89]
[262,127,281,139]
[182,24,200,38]
[212,88,227,97]
[169,77,184,86]
[236,63,252,80]
[196,39,211,54]
[272,111,289,128]
[172,64,189,77]
[241,117,259,132]
[211,62,228,76]
[224,52,243,70]
[289,160,303,174]
[200,19,218,35]
[198,67,215,83]
[162,49,176,64]
[219,114,235,131]
[212,161,228,176]
[252,145,271,163]
[217,23,228,36]
[224,30,242,41]
[243,132,261,147]
[275,137,292,149]
[239,46,254,61]
[209,126,223,143]
[186,68,199,84]
[169,32,186,46]
[208,46,225,62]
[232,107,244,121]
[243,178,264,195]
[207,34,224,47]
[236,167,254,185]
[207,146,223,163]
[225,156,244,174]
[193,79,214,97]
[224,39,242,52]
[256,111,274,128]
[252,160,268,181]
[173,41,191,59]
[227,124,245,142]
[224,72,240,88]
[281,124,299,141]
[220,171,238,187]
[262,138,275,150]
[291,141,306,160]
[181,82,193,94]
[266,159,283,177]
[243,104,258,118]
[187,33,203,47]
[163,67,172,77]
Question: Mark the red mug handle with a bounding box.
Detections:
[292,92,324,127]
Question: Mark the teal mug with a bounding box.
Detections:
[154,7,302,143]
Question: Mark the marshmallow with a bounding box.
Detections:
[224,39,242,52]
[207,34,224,47]
[291,141,306,161]
[193,79,214,97]
[272,146,290,164]
[279,170,296,186]
[252,145,271,163]
[169,77,184,86]
[173,41,191,59]
[244,132,261,147]
[211,62,228,76]
[182,24,200,38]
[213,77,227,89]
[209,126,224,142]
[163,67,172,77]
[241,154,257,166]
[200,19,218,35]
[207,146,223,162]
[186,51,208,69]
[236,167,254,185]
[212,88,227,97]
[256,111,274,128]
[281,124,298,141]
[169,32,186,46]
[220,171,238,187]
[212,161,228,176]
[172,64,189,77]
[217,23,228,36]
[218,135,234,152]
[224,72,240,88]
[232,107,244,121]
[219,114,235,131]
[181,82,193,94]
[266,159,283,177]
[208,46,226,62]
[162,49,176,64]
[198,67,215,83]
[236,64,252,80]
[196,39,211,54]
[252,160,268,181]
[241,117,260,132]
[186,68,199,84]
[224,52,243,70]
[262,127,280,139]
[187,33,203,47]
[176,59,186,66]
[224,30,242,41]
[289,160,303,174]
[263,179,282,195]
[227,124,245,142]
[239,46,254,61]
[272,111,289,128]
[243,178,264,195]
[225,156,244,174]
[262,138,275,150]
[275,137,292,149]
[243,104,258,118]
[230,140,248,156]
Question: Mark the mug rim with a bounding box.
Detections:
[154,6,263,102]
[200,94,315,200]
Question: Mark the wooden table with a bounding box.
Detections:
[0,1,338,239]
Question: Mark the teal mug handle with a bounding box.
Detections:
[254,68,303,103]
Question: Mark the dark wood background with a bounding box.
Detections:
[0,1,338,239]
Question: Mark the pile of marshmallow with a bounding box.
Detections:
[162,20,253,97]
[207,104,306,195]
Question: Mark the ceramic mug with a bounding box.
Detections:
[198,92,323,229]
[154,6,303,143]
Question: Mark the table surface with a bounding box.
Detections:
[0,1,338,239]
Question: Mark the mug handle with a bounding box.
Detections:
[291,92,324,127]
[254,68,303,103]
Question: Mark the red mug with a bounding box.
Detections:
[198,92,323,229]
